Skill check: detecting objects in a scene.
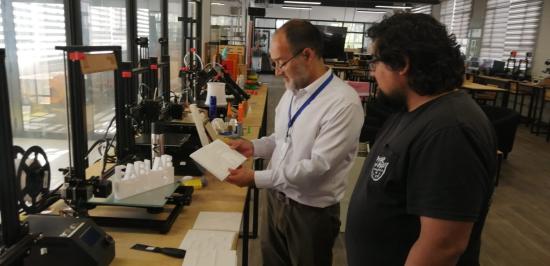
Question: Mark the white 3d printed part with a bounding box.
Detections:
[112,155,175,200]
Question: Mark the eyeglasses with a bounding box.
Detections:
[368,56,381,71]
[271,48,305,70]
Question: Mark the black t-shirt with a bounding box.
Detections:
[346,90,497,266]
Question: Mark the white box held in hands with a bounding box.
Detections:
[189,139,247,181]
[112,154,175,200]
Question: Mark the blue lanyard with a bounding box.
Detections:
[287,74,334,137]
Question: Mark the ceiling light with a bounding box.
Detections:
[284,1,321,5]
[356,10,386,14]
[282,5,313,10]
[375,5,412,9]
[211,2,225,6]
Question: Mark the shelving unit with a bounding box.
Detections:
[211,15,245,45]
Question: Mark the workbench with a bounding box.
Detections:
[92,85,268,266]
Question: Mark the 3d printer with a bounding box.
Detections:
[0,48,115,266]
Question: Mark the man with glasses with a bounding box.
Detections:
[225,19,363,266]
[346,13,497,266]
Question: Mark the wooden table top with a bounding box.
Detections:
[477,75,549,89]
[327,65,361,70]
[243,85,268,128]
[477,75,513,83]
[517,81,550,89]
[462,81,508,92]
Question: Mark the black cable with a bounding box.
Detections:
[84,138,106,159]
[102,115,117,140]
[84,115,116,164]
[101,131,117,176]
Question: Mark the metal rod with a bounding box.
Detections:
[196,0,202,57]
[64,0,83,45]
[183,0,188,56]
[160,0,171,100]
[115,56,134,162]
[241,187,251,266]
[252,187,259,238]
[162,55,171,101]
[55,46,123,52]
[0,49,22,248]
[126,0,138,64]
[62,49,88,180]
[161,0,169,57]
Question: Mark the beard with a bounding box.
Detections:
[379,88,407,111]
[284,65,310,90]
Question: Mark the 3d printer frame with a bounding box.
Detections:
[0,48,37,266]
[54,45,194,234]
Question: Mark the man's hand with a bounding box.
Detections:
[226,167,255,187]
[227,138,254,158]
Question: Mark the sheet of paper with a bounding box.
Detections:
[192,211,242,232]
[179,229,237,251]
[182,249,237,266]
[189,139,247,181]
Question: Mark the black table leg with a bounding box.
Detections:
[252,187,259,239]
[527,89,536,127]
[531,88,541,133]
[241,187,252,266]
[502,90,510,108]
[536,96,546,136]
[513,91,519,111]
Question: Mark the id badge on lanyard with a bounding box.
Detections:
[279,127,293,161]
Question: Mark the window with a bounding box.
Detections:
[256,18,276,28]
[311,21,342,27]
[81,0,127,60]
[345,33,363,51]
[0,5,4,48]
[343,23,364,33]
[440,0,472,54]
[480,0,543,61]
[363,33,373,53]
[211,15,243,45]
[275,19,288,29]
[210,1,242,46]
[3,0,68,187]
[257,18,371,54]
[343,23,365,52]
[168,0,182,92]
[137,0,161,58]
[411,4,432,15]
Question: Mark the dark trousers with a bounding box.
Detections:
[262,189,341,266]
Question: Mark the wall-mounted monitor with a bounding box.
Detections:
[314,25,347,60]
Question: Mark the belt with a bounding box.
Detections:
[273,191,338,210]
[274,190,295,205]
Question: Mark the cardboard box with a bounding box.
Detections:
[80,53,118,74]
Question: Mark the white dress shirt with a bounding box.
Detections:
[252,69,364,208]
